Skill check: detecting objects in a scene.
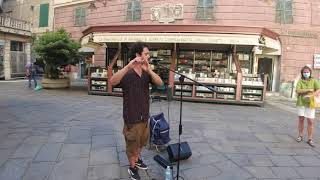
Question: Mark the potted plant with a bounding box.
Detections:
[34,28,81,88]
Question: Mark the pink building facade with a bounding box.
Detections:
[54,0,320,96]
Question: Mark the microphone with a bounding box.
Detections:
[149,58,163,64]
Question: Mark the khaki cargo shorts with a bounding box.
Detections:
[123,121,149,157]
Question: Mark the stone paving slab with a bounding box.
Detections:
[213,160,253,180]
[89,147,118,166]
[0,149,14,167]
[91,135,117,149]
[0,158,32,180]
[88,164,120,180]
[23,136,49,145]
[48,158,88,180]
[295,167,320,178]
[58,144,90,160]
[1,81,320,180]
[34,143,62,162]
[65,128,91,144]
[244,167,277,179]
[293,155,320,166]
[12,144,42,159]
[47,132,68,143]
[181,165,221,180]
[269,155,301,167]
[23,162,55,180]
[271,167,301,179]
[0,138,24,149]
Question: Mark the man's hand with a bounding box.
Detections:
[143,58,163,86]
[110,57,141,86]
[127,57,141,70]
[141,59,151,74]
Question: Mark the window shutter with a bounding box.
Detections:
[81,8,86,26]
[196,7,204,19]
[127,0,141,21]
[197,0,213,19]
[74,8,80,26]
[275,0,282,23]
[198,0,204,6]
[205,6,213,18]
[134,0,141,21]
[284,0,293,23]
[285,0,292,10]
[39,3,49,27]
[197,0,205,19]
[127,1,132,21]
[275,0,293,24]
[74,7,86,26]
[206,0,213,7]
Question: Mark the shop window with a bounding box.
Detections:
[276,0,293,24]
[196,0,214,20]
[74,7,86,26]
[39,3,49,27]
[127,0,141,21]
[10,41,23,52]
[237,53,252,74]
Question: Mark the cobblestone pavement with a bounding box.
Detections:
[1,81,320,180]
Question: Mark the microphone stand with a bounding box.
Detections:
[153,60,215,180]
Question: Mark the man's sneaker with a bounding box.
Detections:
[128,167,140,180]
[135,158,148,170]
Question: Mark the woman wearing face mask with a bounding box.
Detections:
[296,66,320,147]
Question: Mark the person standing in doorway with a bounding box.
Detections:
[25,62,38,88]
[296,66,320,147]
[110,42,163,180]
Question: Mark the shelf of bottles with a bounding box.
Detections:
[150,49,172,96]
[111,58,125,94]
[89,67,108,93]
[175,50,237,100]
[241,74,264,101]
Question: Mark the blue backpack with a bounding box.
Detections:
[150,112,170,146]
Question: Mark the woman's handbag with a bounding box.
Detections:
[310,95,320,109]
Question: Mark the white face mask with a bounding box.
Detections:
[303,72,311,78]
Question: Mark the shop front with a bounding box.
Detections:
[81,25,281,106]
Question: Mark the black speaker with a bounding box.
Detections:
[167,142,192,162]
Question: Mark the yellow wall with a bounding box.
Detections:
[2,0,54,34]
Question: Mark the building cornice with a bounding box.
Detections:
[54,0,93,8]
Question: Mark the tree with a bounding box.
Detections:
[34,28,81,79]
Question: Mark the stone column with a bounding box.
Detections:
[4,40,11,80]
[25,42,31,63]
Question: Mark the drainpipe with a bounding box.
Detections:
[291,80,294,98]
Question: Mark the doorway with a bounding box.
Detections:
[258,57,273,91]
